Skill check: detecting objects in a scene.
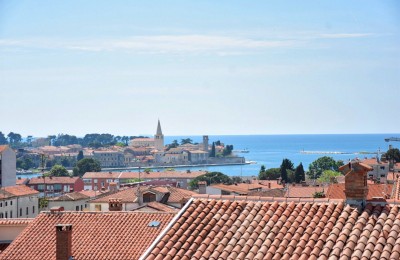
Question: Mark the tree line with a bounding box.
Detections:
[259,156,345,184]
[0,131,148,148]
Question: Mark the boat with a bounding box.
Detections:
[233,148,249,153]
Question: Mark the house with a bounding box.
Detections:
[0,145,16,188]
[130,138,155,147]
[91,150,125,167]
[0,185,39,219]
[361,158,390,182]
[88,185,196,212]
[27,176,84,197]
[48,192,93,211]
[0,210,175,260]
[82,170,207,190]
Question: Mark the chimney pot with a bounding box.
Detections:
[56,224,72,260]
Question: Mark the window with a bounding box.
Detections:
[0,202,2,207]
[20,208,22,217]
[80,205,83,211]
[5,212,7,218]
[10,201,12,205]
[10,211,12,218]
[38,184,45,191]
[94,179,98,184]
[101,181,105,187]
[143,192,156,203]
[76,206,79,211]
[380,166,385,170]
[32,206,35,214]
[54,184,62,191]
[26,207,29,215]
[5,201,7,206]
[95,204,101,211]
[0,213,3,218]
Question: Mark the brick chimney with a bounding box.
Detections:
[109,182,117,192]
[198,181,207,194]
[56,224,73,260]
[340,162,373,209]
[108,198,122,211]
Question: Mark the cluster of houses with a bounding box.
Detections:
[3,142,400,259]
[19,120,244,169]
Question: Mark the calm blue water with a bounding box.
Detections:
[18,134,398,179]
[164,134,398,177]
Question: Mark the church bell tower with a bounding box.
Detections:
[154,119,164,151]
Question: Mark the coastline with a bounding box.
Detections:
[101,161,251,172]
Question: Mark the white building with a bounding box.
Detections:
[0,185,39,219]
[0,145,16,188]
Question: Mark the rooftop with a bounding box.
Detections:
[144,197,400,260]
[0,185,39,199]
[28,176,81,185]
[83,170,207,179]
[210,183,264,195]
[0,211,174,260]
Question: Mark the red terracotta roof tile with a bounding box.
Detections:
[143,198,400,259]
[0,211,174,260]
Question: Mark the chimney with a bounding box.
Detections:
[340,162,373,209]
[268,182,271,189]
[108,198,122,211]
[51,206,65,214]
[56,224,73,260]
[109,182,117,192]
[198,181,207,194]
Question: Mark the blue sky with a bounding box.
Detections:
[1,1,399,137]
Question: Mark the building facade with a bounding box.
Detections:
[0,186,39,219]
[0,146,16,188]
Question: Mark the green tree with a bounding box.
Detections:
[49,164,70,177]
[259,167,281,180]
[0,132,8,145]
[385,148,400,163]
[308,156,343,179]
[7,132,22,147]
[73,158,101,177]
[313,191,325,198]
[222,145,234,156]
[318,170,342,183]
[280,159,294,183]
[189,171,233,189]
[180,138,193,145]
[209,142,216,157]
[294,163,305,183]
[77,151,84,161]
[231,176,243,183]
[167,140,179,150]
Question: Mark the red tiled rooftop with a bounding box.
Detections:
[145,202,179,212]
[285,185,325,198]
[327,183,394,200]
[28,176,81,185]
[0,211,174,260]
[1,185,39,198]
[143,198,400,259]
[0,219,33,226]
[83,170,207,179]
[49,192,90,201]
[210,183,264,195]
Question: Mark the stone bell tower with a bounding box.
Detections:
[154,119,164,151]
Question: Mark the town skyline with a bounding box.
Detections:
[1,1,399,136]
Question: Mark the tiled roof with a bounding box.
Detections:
[210,183,263,195]
[89,186,196,204]
[49,192,90,201]
[144,198,400,260]
[77,190,109,198]
[253,180,284,189]
[361,158,387,165]
[0,211,174,260]
[0,145,9,153]
[327,183,394,200]
[0,185,39,198]
[83,171,207,179]
[248,189,286,198]
[285,185,325,198]
[165,186,196,203]
[28,176,81,185]
[146,202,179,212]
[0,219,33,226]
[16,178,29,185]
[90,188,139,203]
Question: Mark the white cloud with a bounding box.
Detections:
[0,32,376,55]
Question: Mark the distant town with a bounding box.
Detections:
[1,120,245,173]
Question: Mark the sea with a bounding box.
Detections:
[17,134,399,179]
